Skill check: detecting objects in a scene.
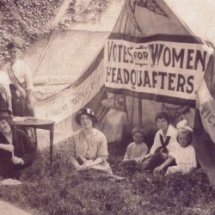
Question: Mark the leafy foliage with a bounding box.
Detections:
[62,0,109,24]
[0,0,64,64]
[0,0,111,66]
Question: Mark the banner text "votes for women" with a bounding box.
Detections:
[104,39,211,101]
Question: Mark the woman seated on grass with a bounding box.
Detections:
[69,108,124,181]
[0,109,37,179]
[141,111,178,173]
[122,127,148,168]
[165,119,197,175]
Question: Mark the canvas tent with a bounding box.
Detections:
[28,0,215,186]
[23,29,109,144]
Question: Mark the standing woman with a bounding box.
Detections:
[4,42,34,117]
[0,109,37,179]
[70,108,124,180]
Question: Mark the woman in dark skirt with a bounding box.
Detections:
[0,109,37,179]
[4,42,34,117]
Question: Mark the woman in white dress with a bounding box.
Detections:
[166,120,197,175]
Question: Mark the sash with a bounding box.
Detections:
[0,84,6,100]
[7,64,26,98]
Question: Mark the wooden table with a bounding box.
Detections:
[14,119,55,165]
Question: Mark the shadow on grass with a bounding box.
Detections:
[0,140,215,215]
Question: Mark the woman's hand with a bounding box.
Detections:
[154,156,175,174]
[75,164,87,172]
[135,154,152,164]
[84,160,94,168]
[134,156,146,163]
[11,156,24,165]
[153,165,164,174]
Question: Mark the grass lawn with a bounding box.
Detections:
[0,140,215,215]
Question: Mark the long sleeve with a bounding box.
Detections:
[97,132,109,160]
[24,64,34,91]
[150,132,160,154]
[123,144,132,160]
[16,130,37,165]
[68,135,76,158]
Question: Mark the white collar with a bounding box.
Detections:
[158,124,176,137]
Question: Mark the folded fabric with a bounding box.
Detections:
[0,178,22,186]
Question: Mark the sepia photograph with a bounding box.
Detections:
[0,0,215,214]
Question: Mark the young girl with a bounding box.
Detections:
[122,127,148,166]
[166,119,197,175]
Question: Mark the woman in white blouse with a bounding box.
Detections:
[69,108,125,181]
[4,42,34,117]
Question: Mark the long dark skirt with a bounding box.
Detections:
[0,94,8,110]
[0,163,32,179]
[141,152,168,171]
[10,84,36,143]
[10,84,34,117]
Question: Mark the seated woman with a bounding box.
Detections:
[0,109,37,179]
[166,120,197,175]
[122,127,148,168]
[141,111,178,173]
[69,108,124,181]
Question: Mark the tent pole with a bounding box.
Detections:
[138,97,142,127]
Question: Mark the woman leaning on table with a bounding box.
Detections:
[69,108,124,181]
[0,109,37,179]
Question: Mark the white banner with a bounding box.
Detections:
[104,39,213,101]
[35,59,105,123]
